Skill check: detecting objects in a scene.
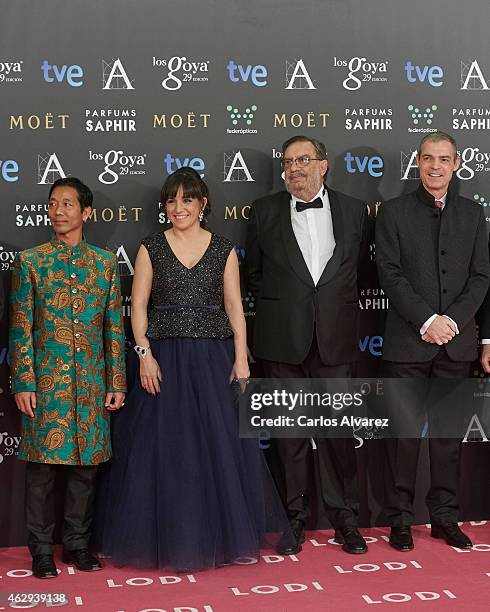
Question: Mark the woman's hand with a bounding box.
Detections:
[229,360,250,393]
[139,351,162,395]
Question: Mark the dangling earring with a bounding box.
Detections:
[199,208,204,222]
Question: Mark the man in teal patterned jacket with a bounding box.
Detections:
[9,177,126,579]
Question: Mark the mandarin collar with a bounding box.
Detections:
[50,235,88,255]
[416,183,452,208]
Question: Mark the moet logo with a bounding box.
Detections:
[10,113,69,130]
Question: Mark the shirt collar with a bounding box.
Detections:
[291,186,326,210]
[416,183,449,208]
[50,235,88,255]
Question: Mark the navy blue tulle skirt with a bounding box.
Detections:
[94,338,287,570]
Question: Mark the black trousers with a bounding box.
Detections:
[25,461,98,556]
[262,335,359,528]
[380,351,471,527]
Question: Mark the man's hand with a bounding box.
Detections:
[14,392,36,418]
[423,315,456,345]
[481,345,490,374]
[105,392,125,411]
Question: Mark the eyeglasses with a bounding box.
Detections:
[280,155,324,169]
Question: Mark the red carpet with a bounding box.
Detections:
[1,524,490,611]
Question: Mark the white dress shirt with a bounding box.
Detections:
[290,187,335,285]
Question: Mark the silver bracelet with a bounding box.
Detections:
[134,344,150,358]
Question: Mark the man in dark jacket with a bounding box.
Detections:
[246,135,368,555]
[376,131,490,551]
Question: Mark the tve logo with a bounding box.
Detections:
[164,154,205,177]
[345,152,383,177]
[404,61,444,86]
[227,60,267,86]
[359,335,383,357]
[41,60,83,87]
[0,159,19,182]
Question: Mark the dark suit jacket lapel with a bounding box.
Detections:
[279,192,315,286]
[317,188,344,287]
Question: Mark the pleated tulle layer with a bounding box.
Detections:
[94,338,288,571]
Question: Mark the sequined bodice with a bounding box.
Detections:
[141,232,234,340]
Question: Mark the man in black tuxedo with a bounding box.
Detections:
[246,135,368,555]
[376,131,490,551]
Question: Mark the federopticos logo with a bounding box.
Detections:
[88,150,147,184]
[153,56,209,91]
[333,56,389,91]
[473,193,490,223]
[407,104,438,133]
[226,105,258,134]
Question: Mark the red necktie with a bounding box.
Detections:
[434,200,443,209]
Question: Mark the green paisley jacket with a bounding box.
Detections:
[9,236,127,465]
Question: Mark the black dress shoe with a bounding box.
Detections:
[62,549,102,571]
[276,520,305,555]
[389,526,414,551]
[32,554,58,579]
[431,524,472,549]
[334,526,368,554]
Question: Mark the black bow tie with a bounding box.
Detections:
[296,197,323,213]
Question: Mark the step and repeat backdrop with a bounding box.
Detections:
[2,0,490,545]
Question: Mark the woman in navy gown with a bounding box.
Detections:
[95,167,287,570]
